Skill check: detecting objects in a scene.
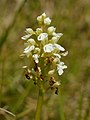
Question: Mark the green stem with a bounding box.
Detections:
[35,88,44,120]
[58,89,65,120]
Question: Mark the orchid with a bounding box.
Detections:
[21,13,68,87]
[21,12,68,95]
[21,12,68,120]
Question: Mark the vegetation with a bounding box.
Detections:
[0,0,90,120]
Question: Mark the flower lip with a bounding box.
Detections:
[21,34,31,40]
[24,45,35,54]
[44,43,65,53]
[54,44,65,51]
[38,33,48,41]
[57,62,67,75]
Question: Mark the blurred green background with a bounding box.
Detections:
[0,0,90,120]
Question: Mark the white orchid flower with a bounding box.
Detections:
[54,44,65,51]
[48,69,55,75]
[47,26,56,35]
[44,17,51,25]
[57,62,67,75]
[36,28,43,35]
[23,45,35,57]
[44,43,65,53]
[37,13,46,24]
[52,81,60,87]
[53,32,63,37]
[27,38,36,45]
[37,15,42,23]
[61,51,68,56]
[33,54,39,63]
[25,28,35,34]
[21,28,35,40]
[42,12,46,18]
[21,34,31,40]
[38,33,48,41]
[52,32,63,42]
[34,47,40,54]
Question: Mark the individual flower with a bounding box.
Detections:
[47,26,56,35]
[51,32,63,43]
[37,13,46,24]
[33,54,39,63]
[43,43,65,53]
[48,69,55,75]
[52,81,60,87]
[21,34,31,40]
[34,47,40,54]
[27,38,36,45]
[37,15,42,24]
[41,12,46,18]
[21,28,35,40]
[25,28,35,34]
[57,62,67,75]
[61,51,68,56]
[44,17,51,25]
[23,45,35,57]
[36,28,43,35]
[54,44,65,51]
[38,33,48,41]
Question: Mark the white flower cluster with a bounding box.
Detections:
[21,13,68,94]
[21,13,68,76]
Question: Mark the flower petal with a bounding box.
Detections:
[24,46,35,54]
[61,51,68,56]
[21,34,31,40]
[54,44,65,51]
[44,44,55,53]
[53,53,61,58]
[38,33,48,41]
[57,62,67,75]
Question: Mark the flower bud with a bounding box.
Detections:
[34,47,40,54]
[48,69,55,75]
[27,38,36,45]
[25,28,35,34]
[42,13,46,19]
[37,15,42,24]
[44,17,51,25]
[36,28,43,35]
[47,26,56,35]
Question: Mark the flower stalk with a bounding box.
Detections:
[35,87,44,120]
